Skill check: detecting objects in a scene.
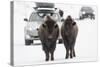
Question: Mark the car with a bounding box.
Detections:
[24,2,63,45]
[79,7,95,20]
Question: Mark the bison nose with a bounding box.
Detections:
[48,35,53,40]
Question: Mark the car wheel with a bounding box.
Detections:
[93,17,95,19]
[25,39,33,45]
[90,16,94,20]
[80,16,83,20]
[92,16,95,20]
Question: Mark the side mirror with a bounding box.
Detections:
[55,8,57,10]
[33,7,38,10]
[24,18,28,22]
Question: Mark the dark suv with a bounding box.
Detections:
[79,7,95,20]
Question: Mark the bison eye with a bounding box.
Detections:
[42,24,46,28]
[54,24,58,28]
[72,22,76,25]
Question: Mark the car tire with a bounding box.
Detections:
[90,16,92,19]
[25,39,33,45]
[93,17,95,19]
[80,16,83,20]
[92,16,95,20]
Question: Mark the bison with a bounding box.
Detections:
[61,15,78,59]
[38,16,59,61]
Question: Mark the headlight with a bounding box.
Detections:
[82,11,85,14]
[25,34,30,39]
[28,27,33,31]
[93,12,95,14]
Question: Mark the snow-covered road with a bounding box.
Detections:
[14,19,98,66]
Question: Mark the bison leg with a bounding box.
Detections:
[72,40,76,57]
[42,43,50,61]
[64,41,69,59]
[44,50,49,61]
[50,46,55,61]
[43,45,49,61]
[65,48,69,59]
[51,51,54,61]
[70,47,73,59]
[73,48,76,57]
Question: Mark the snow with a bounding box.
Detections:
[14,19,97,65]
[14,19,98,66]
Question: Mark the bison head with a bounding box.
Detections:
[42,16,58,40]
[64,15,76,28]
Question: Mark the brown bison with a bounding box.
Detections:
[38,16,59,61]
[61,15,78,59]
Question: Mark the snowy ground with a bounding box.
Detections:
[14,19,98,66]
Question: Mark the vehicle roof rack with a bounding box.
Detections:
[35,2,55,8]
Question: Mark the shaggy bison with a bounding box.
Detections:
[38,16,59,61]
[61,15,78,59]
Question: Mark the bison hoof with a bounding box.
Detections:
[45,58,49,61]
[73,55,76,57]
[70,56,73,59]
[51,58,54,61]
[65,57,68,59]
[65,56,69,59]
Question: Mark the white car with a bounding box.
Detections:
[24,5,63,45]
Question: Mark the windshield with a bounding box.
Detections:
[81,7,94,13]
[29,12,60,22]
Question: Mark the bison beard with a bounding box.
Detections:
[61,15,78,59]
[38,16,59,61]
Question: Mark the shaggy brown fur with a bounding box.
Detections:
[61,15,78,59]
[38,16,59,61]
